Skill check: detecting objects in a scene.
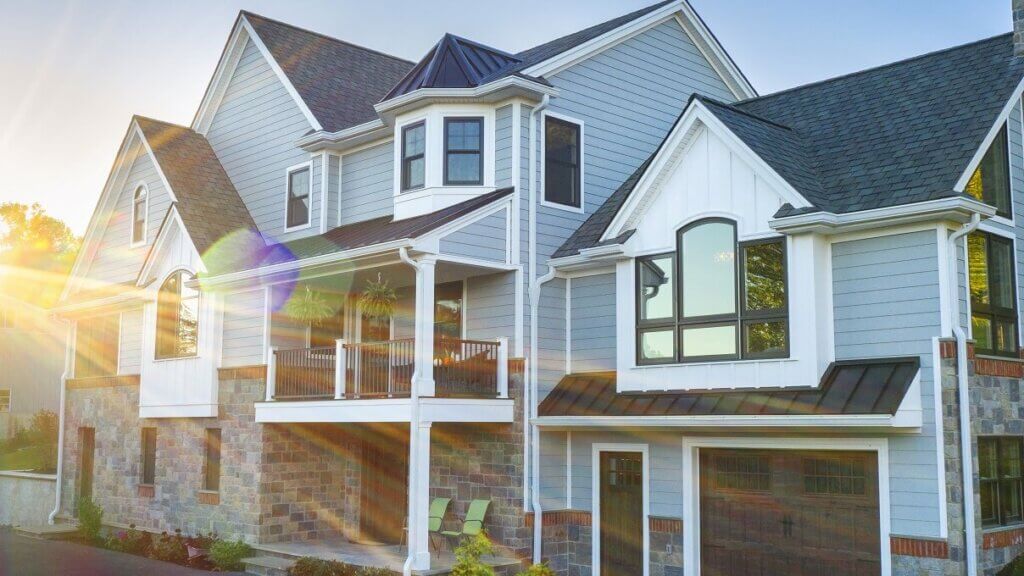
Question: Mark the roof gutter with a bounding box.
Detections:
[374,77,558,121]
[770,196,995,234]
[295,119,390,152]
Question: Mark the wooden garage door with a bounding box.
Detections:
[700,449,880,576]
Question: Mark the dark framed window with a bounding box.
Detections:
[635,218,788,364]
[140,427,156,485]
[203,428,221,492]
[444,118,483,185]
[968,231,1018,357]
[980,437,1024,528]
[544,116,581,208]
[75,314,119,378]
[401,122,426,191]
[966,125,1012,219]
[131,186,147,245]
[156,270,199,359]
[285,166,311,229]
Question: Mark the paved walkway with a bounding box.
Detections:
[0,527,244,576]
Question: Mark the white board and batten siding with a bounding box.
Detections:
[832,230,944,537]
[205,39,319,244]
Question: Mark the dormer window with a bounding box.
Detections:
[285,164,311,229]
[402,122,426,191]
[635,219,788,365]
[966,125,1012,219]
[131,186,147,246]
[444,118,483,185]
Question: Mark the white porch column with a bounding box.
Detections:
[408,421,433,571]
[496,337,509,398]
[335,339,346,400]
[265,346,277,402]
[414,257,436,397]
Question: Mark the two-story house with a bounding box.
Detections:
[47,0,1024,575]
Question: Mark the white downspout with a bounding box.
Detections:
[399,247,422,576]
[526,94,550,564]
[49,319,74,525]
[947,213,981,576]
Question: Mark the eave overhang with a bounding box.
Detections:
[373,76,558,122]
[769,196,996,235]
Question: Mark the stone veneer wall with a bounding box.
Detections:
[59,370,266,541]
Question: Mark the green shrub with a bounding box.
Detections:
[106,524,152,556]
[76,498,103,544]
[998,555,1024,576]
[209,539,253,572]
[149,530,188,565]
[516,563,556,576]
[451,532,495,576]
[289,556,358,576]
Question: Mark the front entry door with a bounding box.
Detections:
[78,427,95,505]
[700,449,881,576]
[359,431,409,544]
[600,451,644,576]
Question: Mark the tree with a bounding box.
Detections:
[0,202,80,307]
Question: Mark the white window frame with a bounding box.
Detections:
[591,442,650,576]
[541,110,585,214]
[153,267,201,362]
[130,183,149,248]
[283,162,313,232]
[986,118,1017,229]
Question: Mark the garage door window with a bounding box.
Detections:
[712,453,771,491]
[803,456,866,496]
[980,437,1024,527]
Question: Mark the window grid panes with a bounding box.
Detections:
[635,219,788,364]
[966,125,1012,218]
[544,117,581,208]
[980,437,1024,528]
[968,231,1018,357]
[444,118,483,185]
[156,271,199,360]
[803,456,866,496]
[286,167,310,229]
[132,187,146,244]
[713,454,771,492]
[401,122,426,191]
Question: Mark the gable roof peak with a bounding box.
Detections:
[383,33,523,100]
[240,11,414,66]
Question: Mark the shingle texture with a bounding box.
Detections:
[556,33,1024,258]
[538,357,920,418]
[243,12,414,133]
[135,117,259,257]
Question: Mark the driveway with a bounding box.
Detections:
[0,527,245,575]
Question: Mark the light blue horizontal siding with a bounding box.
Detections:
[495,104,514,188]
[570,273,616,376]
[327,154,340,228]
[206,39,316,243]
[222,289,266,367]
[340,141,394,225]
[833,230,942,538]
[538,278,566,400]
[465,271,515,342]
[118,308,142,375]
[539,430,567,510]
[439,210,507,262]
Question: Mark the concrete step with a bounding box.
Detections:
[14,523,78,541]
[242,555,294,576]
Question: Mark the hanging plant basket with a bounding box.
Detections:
[284,286,336,326]
[358,273,396,321]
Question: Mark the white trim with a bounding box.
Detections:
[254,397,515,423]
[591,443,650,576]
[283,162,313,232]
[932,337,949,539]
[540,111,585,213]
[129,183,149,248]
[681,437,891,576]
[139,403,217,418]
[319,151,329,234]
[954,75,1024,193]
[296,119,390,151]
[937,226,953,337]
[565,277,572,374]
[565,430,572,509]
[771,196,996,235]
[535,412,921,429]
[336,153,344,227]
[512,103,524,357]
[374,76,557,118]
[136,207,206,287]
[192,22,251,135]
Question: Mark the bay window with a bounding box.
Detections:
[968,231,1018,357]
[636,218,788,364]
[444,118,483,185]
[401,121,426,191]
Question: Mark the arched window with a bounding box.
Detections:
[131,186,147,245]
[156,270,199,359]
[635,218,788,364]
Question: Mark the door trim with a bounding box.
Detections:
[592,443,650,576]
[682,437,891,576]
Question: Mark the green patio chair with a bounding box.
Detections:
[401,497,451,556]
[441,499,491,548]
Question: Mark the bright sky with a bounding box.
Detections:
[0,0,1012,234]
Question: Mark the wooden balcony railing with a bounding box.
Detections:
[265,337,508,401]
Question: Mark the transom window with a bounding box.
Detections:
[966,125,1012,219]
[635,218,788,364]
[156,270,199,359]
[444,118,483,185]
[285,166,311,229]
[131,186,147,245]
[401,121,426,191]
[968,231,1018,357]
[980,436,1024,528]
[544,116,582,209]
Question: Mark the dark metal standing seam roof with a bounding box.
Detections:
[554,33,1024,259]
[385,35,525,100]
[538,357,920,418]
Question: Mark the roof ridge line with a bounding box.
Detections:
[737,32,1013,106]
[240,10,415,66]
[444,33,521,61]
[696,95,795,132]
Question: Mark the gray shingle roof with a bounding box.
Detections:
[538,357,920,418]
[135,117,261,259]
[556,33,1024,259]
[243,12,415,133]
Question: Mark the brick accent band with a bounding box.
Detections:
[197,491,220,506]
[509,357,525,376]
[890,536,948,559]
[983,527,1024,549]
[649,516,683,533]
[526,510,592,527]
[67,375,140,389]
[217,365,267,380]
[974,357,1024,378]
[938,340,956,359]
